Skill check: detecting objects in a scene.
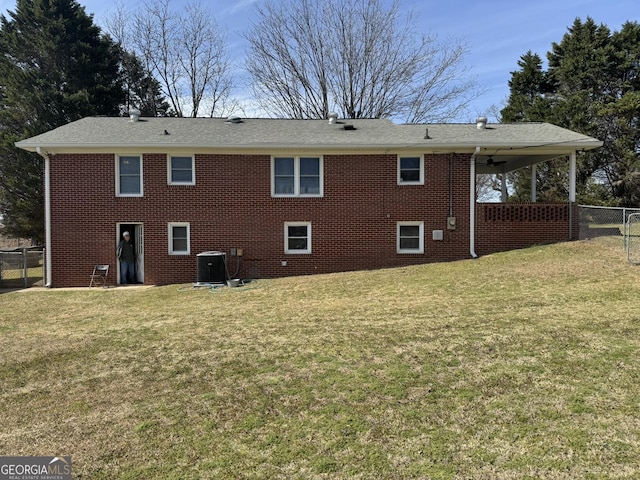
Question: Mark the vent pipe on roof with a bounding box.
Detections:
[328,112,338,124]
[129,108,141,122]
[476,116,488,130]
[226,115,242,124]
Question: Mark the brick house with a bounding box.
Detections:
[16,116,601,287]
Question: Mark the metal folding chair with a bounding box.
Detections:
[89,264,109,288]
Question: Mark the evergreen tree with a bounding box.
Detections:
[0,0,124,242]
[118,48,173,117]
[501,18,640,206]
[501,51,553,123]
[595,22,640,205]
[501,51,560,202]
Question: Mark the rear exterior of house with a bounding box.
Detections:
[17,116,601,287]
[47,151,473,286]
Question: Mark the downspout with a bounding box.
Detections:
[569,151,577,240]
[470,147,480,258]
[449,153,454,218]
[36,147,52,287]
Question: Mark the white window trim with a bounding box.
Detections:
[116,154,143,197]
[284,221,312,254]
[397,155,424,185]
[397,221,424,254]
[271,156,324,197]
[167,154,196,186]
[168,222,190,255]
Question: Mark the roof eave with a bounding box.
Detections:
[16,140,603,155]
[15,142,467,153]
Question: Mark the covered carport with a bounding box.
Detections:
[466,119,602,257]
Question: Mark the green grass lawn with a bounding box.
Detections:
[1,237,639,479]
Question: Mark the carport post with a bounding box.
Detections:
[501,175,507,202]
[569,151,576,202]
[569,151,577,240]
[530,164,537,202]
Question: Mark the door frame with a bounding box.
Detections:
[116,222,144,284]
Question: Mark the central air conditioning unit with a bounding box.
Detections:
[196,251,227,286]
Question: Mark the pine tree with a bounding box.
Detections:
[501,52,561,202]
[595,22,640,205]
[501,18,640,206]
[0,0,124,241]
[501,51,553,124]
[118,48,173,117]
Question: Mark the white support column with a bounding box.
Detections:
[501,174,507,203]
[530,164,537,203]
[569,151,577,203]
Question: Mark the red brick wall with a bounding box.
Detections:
[47,152,578,287]
[475,203,578,255]
[47,152,472,286]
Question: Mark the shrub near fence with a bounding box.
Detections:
[0,247,45,288]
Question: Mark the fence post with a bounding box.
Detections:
[22,248,28,288]
[569,202,573,240]
[623,208,627,249]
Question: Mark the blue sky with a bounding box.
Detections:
[0,0,637,121]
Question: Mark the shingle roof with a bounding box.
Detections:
[16,116,602,153]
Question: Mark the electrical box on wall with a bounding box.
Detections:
[432,230,444,241]
[447,216,456,230]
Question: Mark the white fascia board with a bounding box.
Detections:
[16,139,603,156]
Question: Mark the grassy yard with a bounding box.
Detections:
[1,237,639,479]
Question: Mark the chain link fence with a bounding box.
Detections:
[578,205,640,241]
[0,247,45,288]
[626,213,640,264]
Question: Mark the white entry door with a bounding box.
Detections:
[134,224,144,283]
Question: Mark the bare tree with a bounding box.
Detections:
[103,2,129,48]
[178,2,233,117]
[245,0,480,121]
[105,0,232,117]
[244,0,330,119]
[476,173,503,203]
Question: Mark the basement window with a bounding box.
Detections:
[285,222,312,254]
[168,222,190,255]
[398,155,424,185]
[272,156,323,197]
[397,222,424,254]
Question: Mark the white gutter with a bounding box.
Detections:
[470,147,480,259]
[36,147,52,287]
[14,139,604,152]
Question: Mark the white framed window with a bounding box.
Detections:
[272,156,323,197]
[168,155,195,185]
[397,155,424,185]
[116,155,143,196]
[168,222,190,255]
[397,222,424,254]
[285,222,312,254]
